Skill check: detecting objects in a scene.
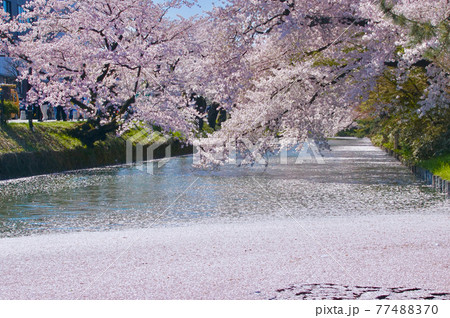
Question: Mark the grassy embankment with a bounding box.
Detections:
[0,121,168,154]
[0,121,128,179]
[0,122,86,154]
[0,121,189,180]
[418,154,450,181]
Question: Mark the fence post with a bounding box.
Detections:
[447,181,450,198]
[443,180,448,197]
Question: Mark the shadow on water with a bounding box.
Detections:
[0,138,448,237]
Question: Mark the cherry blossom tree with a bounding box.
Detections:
[8,0,200,141]
[3,0,448,159]
[0,10,11,53]
[0,8,21,73]
[191,0,449,166]
[190,0,392,165]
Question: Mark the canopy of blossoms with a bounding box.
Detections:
[1,0,448,164]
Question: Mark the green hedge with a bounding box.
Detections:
[350,67,450,165]
[1,101,19,120]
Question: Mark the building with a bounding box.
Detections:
[1,1,28,94]
[2,0,27,17]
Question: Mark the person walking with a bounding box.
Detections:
[40,103,48,121]
[56,105,67,121]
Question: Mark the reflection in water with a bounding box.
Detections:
[0,138,448,237]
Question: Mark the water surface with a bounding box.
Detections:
[0,138,447,237]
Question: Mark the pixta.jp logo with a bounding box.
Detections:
[126,128,171,175]
[193,138,325,166]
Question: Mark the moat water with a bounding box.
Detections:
[0,138,448,238]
